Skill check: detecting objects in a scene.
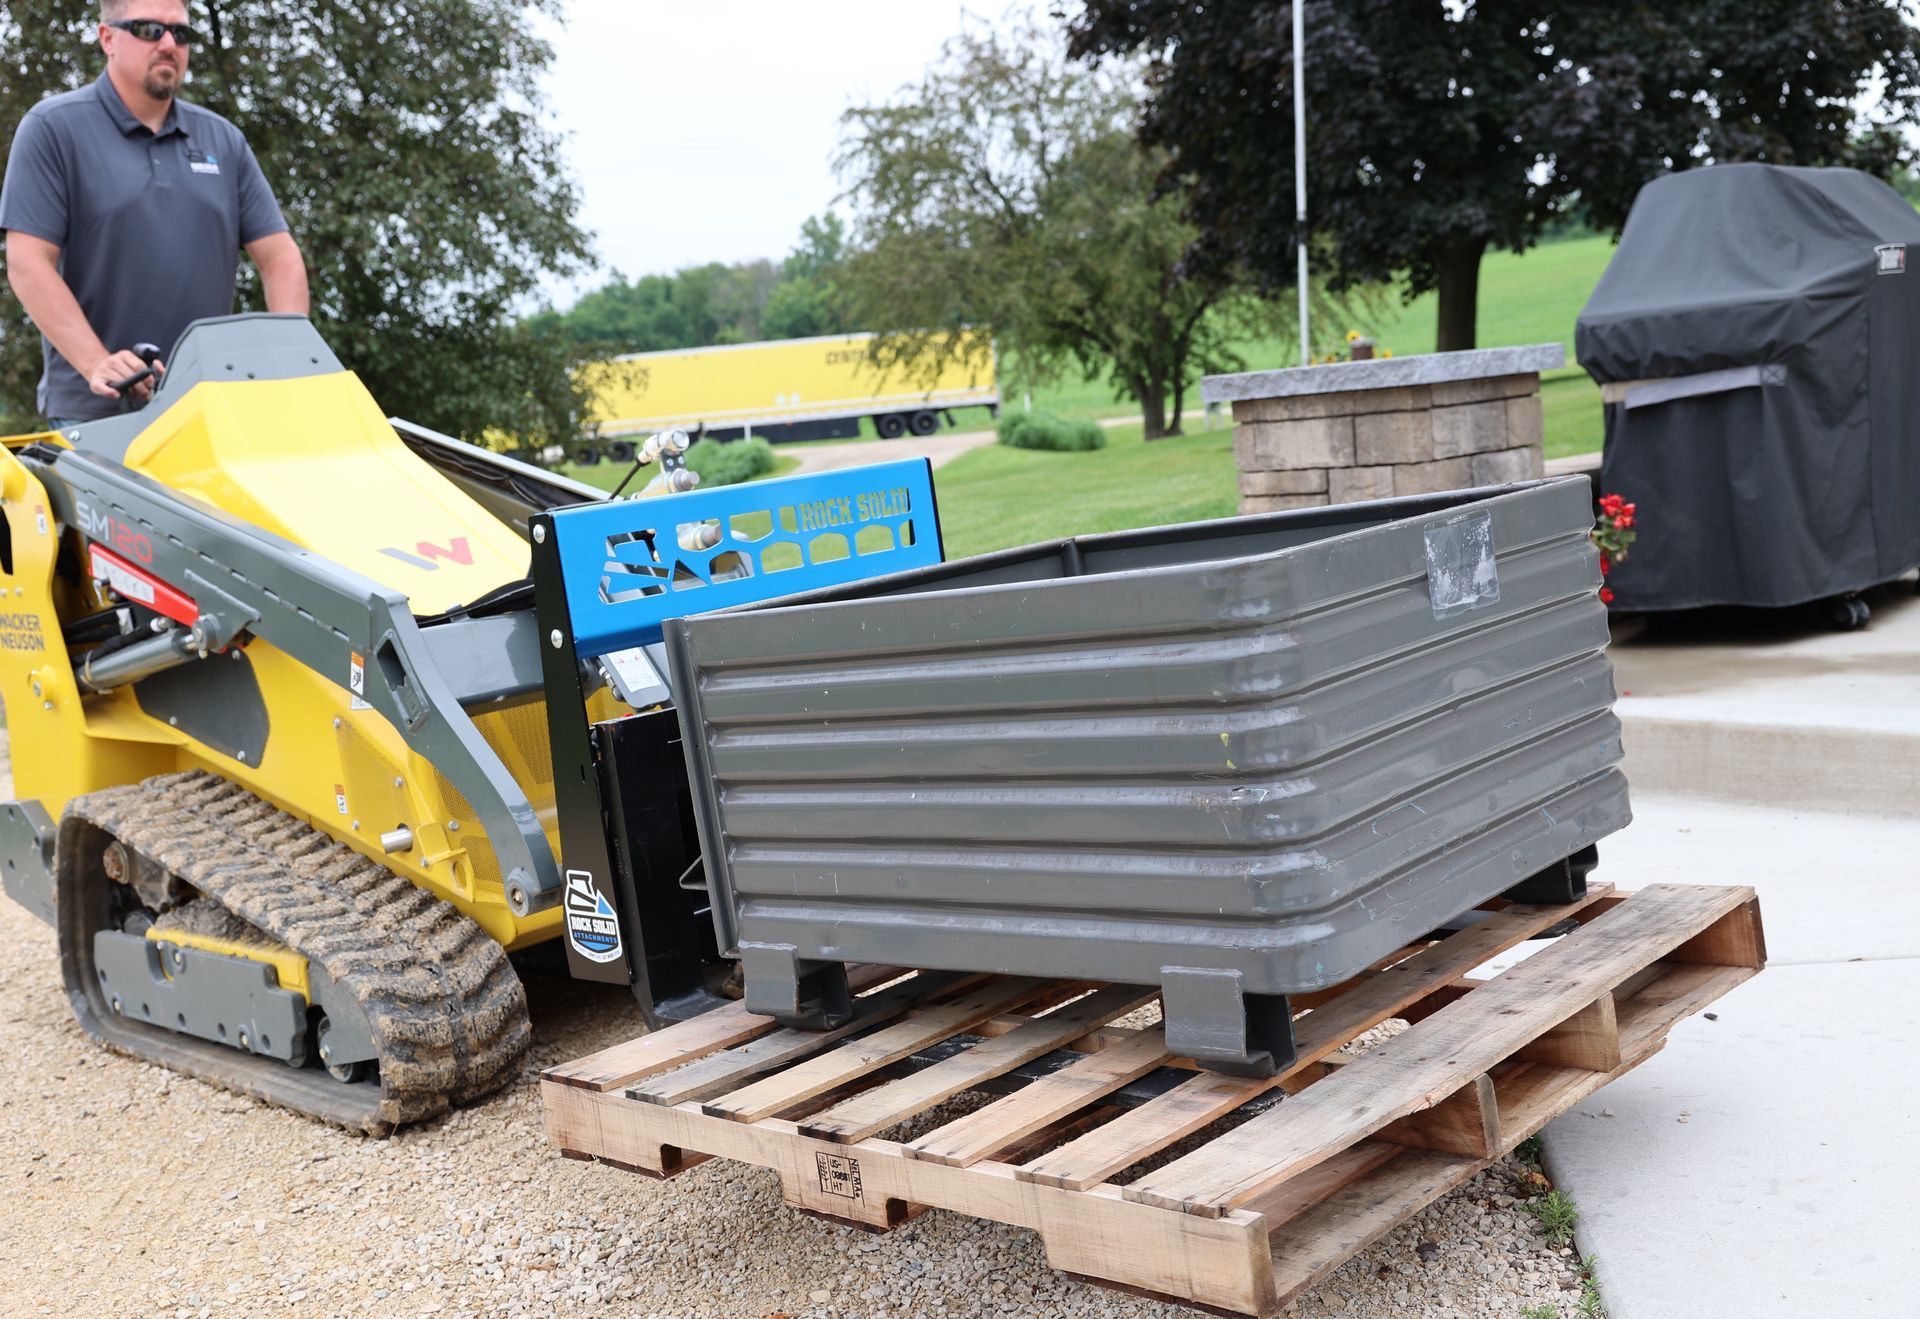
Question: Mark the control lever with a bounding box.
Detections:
[106,342,166,409]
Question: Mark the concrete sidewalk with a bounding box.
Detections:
[1540,793,1918,1317]
[1609,580,1920,816]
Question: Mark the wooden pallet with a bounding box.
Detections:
[543,884,1764,1317]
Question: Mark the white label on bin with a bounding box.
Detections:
[1424,510,1500,619]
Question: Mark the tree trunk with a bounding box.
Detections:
[1434,238,1487,353]
[1139,378,1170,440]
[1166,375,1186,437]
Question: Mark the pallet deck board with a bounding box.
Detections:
[689,975,1051,1120]
[798,985,1158,1144]
[1287,885,1615,1066]
[905,1027,1175,1168]
[1122,884,1752,1219]
[543,884,1762,1318]
[1018,1068,1280,1192]
[628,970,981,1109]
[543,964,907,1093]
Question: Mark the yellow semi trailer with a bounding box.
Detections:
[574,330,997,461]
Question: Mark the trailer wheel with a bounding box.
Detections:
[908,410,939,437]
[875,413,908,440]
[570,443,601,466]
[606,439,637,464]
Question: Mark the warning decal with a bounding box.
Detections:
[564,869,623,963]
[348,651,371,710]
[94,551,156,606]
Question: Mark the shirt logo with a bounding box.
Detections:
[1876,243,1905,275]
[188,149,221,176]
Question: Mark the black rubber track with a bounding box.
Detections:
[57,770,530,1134]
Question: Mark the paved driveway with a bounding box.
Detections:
[780,426,999,475]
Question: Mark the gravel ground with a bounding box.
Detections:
[0,737,1602,1319]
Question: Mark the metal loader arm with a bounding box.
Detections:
[28,445,564,913]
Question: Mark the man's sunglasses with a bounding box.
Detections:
[106,18,200,46]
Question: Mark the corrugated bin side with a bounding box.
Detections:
[665,477,1629,1074]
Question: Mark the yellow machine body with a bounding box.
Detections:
[0,369,571,950]
[147,926,312,1001]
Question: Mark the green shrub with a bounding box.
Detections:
[686,436,776,487]
[997,410,1106,452]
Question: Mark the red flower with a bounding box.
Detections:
[1591,492,1638,583]
[1599,586,1615,605]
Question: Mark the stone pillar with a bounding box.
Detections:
[1202,345,1563,514]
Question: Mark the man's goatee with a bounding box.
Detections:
[143,75,176,100]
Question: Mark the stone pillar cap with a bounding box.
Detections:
[1203,344,1566,404]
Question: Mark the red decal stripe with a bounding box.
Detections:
[88,544,199,626]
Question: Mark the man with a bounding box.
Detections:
[0,0,307,429]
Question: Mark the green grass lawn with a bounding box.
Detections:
[1010,232,1616,456]
[1541,366,1605,459]
[934,421,1239,560]
[1350,233,1615,360]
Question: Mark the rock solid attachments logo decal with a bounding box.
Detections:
[564,869,623,963]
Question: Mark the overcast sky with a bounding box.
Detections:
[534,2,993,305]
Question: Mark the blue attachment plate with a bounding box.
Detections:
[548,457,942,658]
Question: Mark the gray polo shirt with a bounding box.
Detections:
[0,74,288,422]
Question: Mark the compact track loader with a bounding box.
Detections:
[0,313,942,1132]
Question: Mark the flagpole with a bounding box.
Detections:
[1294,0,1310,366]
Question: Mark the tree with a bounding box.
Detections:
[539,252,842,352]
[762,213,854,341]
[1067,1,1920,351]
[0,0,593,441]
[760,277,840,342]
[532,211,855,354]
[835,21,1279,438]
[532,272,698,353]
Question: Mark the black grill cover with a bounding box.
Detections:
[1577,164,1920,610]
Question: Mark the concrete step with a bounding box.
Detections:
[1543,451,1601,479]
[1609,577,1920,817]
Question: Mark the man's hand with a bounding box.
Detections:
[86,349,165,402]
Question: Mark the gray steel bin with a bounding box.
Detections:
[664,477,1629,1074]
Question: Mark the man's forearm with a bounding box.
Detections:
[6,247,110,377]
[254,237,310,315]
